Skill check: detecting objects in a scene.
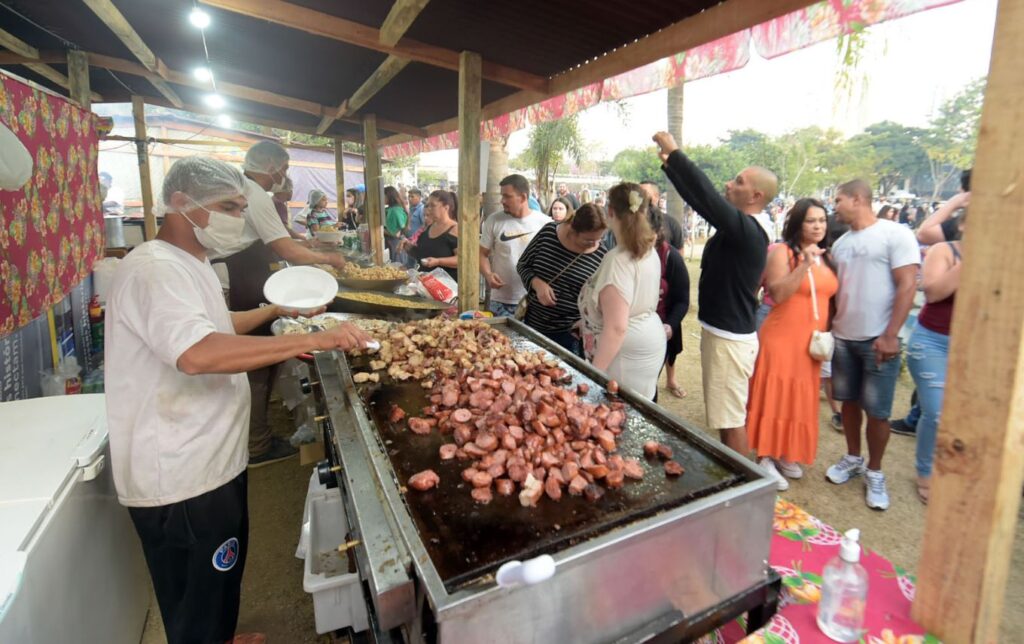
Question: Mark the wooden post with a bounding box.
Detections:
[457,51,482,313]
[666,82,685,225]
[67,50,91,110]
[131,96,157,240]
[362,115,385,265]
[912,0,1024,639]
[334,136,347,213]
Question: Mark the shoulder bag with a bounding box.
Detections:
[516,249,587,320]
[807,262,834,361]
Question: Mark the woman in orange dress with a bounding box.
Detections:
[747,198,838,491]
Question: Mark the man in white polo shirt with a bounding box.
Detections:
[105,157,369,644]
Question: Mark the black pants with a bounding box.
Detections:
[128,472,249,644]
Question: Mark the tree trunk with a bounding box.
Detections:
[666,83,685,225]
[484,136,508,216]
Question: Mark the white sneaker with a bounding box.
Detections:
[759,457,789,491]
[865,469,890,511]
[776,459,803,479]
[825,455,866,484]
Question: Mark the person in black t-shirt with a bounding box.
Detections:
[653,131,777,456]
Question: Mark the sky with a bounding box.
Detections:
[419,0,997,170]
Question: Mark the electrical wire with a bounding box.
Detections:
[0,2,77,49]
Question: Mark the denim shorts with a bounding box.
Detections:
[831,337,902,419]
[489,300,519,318]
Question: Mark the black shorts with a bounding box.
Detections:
[128,471,249,644]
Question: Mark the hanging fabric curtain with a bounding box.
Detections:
[0,72,105,335]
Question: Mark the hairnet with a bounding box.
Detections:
[308,189,325,207]
[157,156,246,215]
[242,140,289,175]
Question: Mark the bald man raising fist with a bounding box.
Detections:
[652,132,778,458]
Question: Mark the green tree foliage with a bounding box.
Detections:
[521,115,584,202]
[846,121,930,196]
[923,77,985,198]
[609,147,666,191]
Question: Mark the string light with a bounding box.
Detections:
[215,114,233,128]
[189,8,210,29]
[203,93,226,109]
[193,66,212,82]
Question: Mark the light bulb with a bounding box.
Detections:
[193,66,212,82]
[215,114,233,128]
[203,93,226,109]
[189,8,211,29]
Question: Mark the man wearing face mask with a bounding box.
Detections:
[210,141,347,466]
[105,157,371,644]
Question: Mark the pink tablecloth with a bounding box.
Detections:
[709,499,940,644]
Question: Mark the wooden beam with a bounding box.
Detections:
[141,94,327,137]
[200,0,547,93]
[80,0,184,107]
[362,115,385,265]
[85,52,423,137]
[334,137,347,216]
[67,50,91,110]
[382,0,818,147]
[912,0,1024,639]
[456,51,481,313]
[379,0,430,47]
[317,55,409,134]
[0,29,101,101]
[132,96,157,241]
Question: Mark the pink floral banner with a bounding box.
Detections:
[753,0,964,59]
[381,0,964,158]
[0,73,104,336]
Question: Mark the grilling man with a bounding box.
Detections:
[105,157,370,644]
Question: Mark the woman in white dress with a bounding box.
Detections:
[578,183,666,399]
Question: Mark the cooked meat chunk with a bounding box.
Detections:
[664,460,685,476]
[408,470,439,491]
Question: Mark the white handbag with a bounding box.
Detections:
[807,263,834,361]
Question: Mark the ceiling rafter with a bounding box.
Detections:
[0,27,101,102]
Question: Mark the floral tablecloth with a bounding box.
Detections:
[708,499,939,644]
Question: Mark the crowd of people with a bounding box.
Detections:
[100,132,969,642]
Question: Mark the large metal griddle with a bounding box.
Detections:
[315,317,778,643]
[354,327,748,592]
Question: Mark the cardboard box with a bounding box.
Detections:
[300,439,325,465]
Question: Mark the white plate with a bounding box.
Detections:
[263,266,338,315]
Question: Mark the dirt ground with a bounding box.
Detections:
[141,254,1023,643]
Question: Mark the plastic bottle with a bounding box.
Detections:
[817,528,868,642]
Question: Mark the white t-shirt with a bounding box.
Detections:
[208,177,290,260]
[480,209,551,303]
[105,241,251,507]
[831,219,921,341]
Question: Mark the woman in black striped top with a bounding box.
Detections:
[516,203,608,356]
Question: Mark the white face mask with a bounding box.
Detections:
[269,168,288,193]
[180,198,246,250]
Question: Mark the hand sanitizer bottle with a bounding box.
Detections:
[817,528,868,642]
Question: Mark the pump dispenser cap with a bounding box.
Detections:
[840,528,861,563]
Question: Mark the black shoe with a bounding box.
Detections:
[890,418,917,436]
[830,412,843,431]
[248,437,298,468]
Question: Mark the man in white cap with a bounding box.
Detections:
[105,157,370,644]
[210,141,346,466]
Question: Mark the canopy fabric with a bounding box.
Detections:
[380,0,962,159]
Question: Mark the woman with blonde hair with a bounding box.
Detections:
[578,183,665,399]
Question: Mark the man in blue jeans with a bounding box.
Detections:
[825,179,920,511]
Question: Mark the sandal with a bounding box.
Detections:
[916,476,931,505]
[668,384,687,399]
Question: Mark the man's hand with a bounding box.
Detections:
[486,272,505,289]
[275,304,326,318]
[313,322,372,352]
[652,132,680,163]
[532,278,557,306]
[325,253,347,269]
[664,324,673,340]
[873,333,901,366]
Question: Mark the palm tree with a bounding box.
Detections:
[484,136,509,216]
[666,82,685,226]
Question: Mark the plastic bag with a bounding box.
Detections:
[419,268,458,304]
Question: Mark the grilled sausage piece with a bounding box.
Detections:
[664,460,685,476]
[408,470,440,491]
[408,417,432,435]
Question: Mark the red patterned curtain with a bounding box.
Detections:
[0,73,104,336]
